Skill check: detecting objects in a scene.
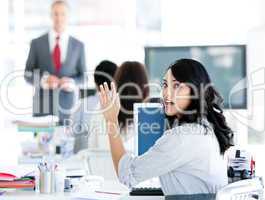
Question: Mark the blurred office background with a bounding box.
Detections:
[0,0,265,178]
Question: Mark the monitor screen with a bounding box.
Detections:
[134,103,165,156]
[145,45,247,109]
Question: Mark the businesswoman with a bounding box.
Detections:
[114,61,149,150]
[98,59,234,195]
[88,61,149,151]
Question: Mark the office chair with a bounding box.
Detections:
[72,149,106,188]
[216,177,264,200]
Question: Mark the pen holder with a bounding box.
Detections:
[39,171,53,194]
[54,170,65,193]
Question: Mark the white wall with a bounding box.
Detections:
[161,0,262,45]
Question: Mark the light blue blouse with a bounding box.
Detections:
[118,119,228,195]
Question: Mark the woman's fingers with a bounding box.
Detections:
[99,91,104,107]
[111,82,118,100]
[103,82,110,102]
[104,82,110,92]
[110,82,120,107]
[111,82,116,95]
[99,84,107,106]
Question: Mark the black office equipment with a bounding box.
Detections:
[166,194,216,200]
[145,45,247,109]
[130,187,164,196]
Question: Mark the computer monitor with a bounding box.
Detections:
[134,103,165,156]
[145,45,247,109]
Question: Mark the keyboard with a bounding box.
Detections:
[129,187,164,196]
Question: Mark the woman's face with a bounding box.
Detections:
[162,69,192,117]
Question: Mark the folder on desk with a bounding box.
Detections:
[0,180,35,189]
[17,126,55,132]
[0,173,17,181]
[13,115,59,127]
[13,115,59,133]
[0,172,35,189]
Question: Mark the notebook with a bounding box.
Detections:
[0,173,17,181]
[0,168,35,189]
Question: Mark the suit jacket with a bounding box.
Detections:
[24,33,87,124]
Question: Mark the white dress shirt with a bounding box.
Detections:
[118,118,228,195]
[41,29,74,90]
[49,29,69,63]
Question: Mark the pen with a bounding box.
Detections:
[22,171,35,177]
[95,191,121,195]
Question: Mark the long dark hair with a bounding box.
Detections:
[115,61,149,129]
[166,58,234,154]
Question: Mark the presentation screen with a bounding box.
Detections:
[145,45,247,109]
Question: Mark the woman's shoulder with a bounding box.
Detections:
[168,118,212,133]
[151,119,215,151]
[158,118,215,147]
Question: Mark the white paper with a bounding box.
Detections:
[0,165,35,179]
[72,192,123,200]
[12,115,59,127]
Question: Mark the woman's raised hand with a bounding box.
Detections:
[99,82,120,123]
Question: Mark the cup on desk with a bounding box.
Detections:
[39,171,52,194]
[54,168,65,193]
[38,162,66,194]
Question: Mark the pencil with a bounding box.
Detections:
[95,190,121,195]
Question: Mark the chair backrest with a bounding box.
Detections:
[216,177,264,200]
[133,103,165,156]
[166,194,216,200]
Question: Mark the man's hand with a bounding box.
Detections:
[47,75,60,89]
[59,77,75,92]
[41,75,60,89]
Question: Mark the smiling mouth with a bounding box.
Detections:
[164,100,174,105]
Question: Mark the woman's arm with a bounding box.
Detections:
[107,121,126,174]
[99,82,126,175]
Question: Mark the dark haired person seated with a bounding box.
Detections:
[87,60,118,106]
[88,61,149,151]
[71,60,117,151]
[98,58,234,195]
[114,61,149,151]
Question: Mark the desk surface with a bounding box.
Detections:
[1,180,165,200]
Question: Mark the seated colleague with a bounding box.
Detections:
[82,60,118,149]
[85,60,118,119]
[72,60,118,150]
[98,59,234,195]
[114,61,149,151]
[88,61,149,151]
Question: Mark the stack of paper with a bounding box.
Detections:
[0,173,16,181]
[13,115,59,127]
[72,192,123,200]
[0,180,35,189]
[0,172,35,189]
[13,115,59,132]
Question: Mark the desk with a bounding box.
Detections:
[19,149,118,180]
[1,180,165,200]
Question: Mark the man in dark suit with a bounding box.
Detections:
[24,0,86,124]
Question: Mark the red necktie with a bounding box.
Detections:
[53,36,61,74]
